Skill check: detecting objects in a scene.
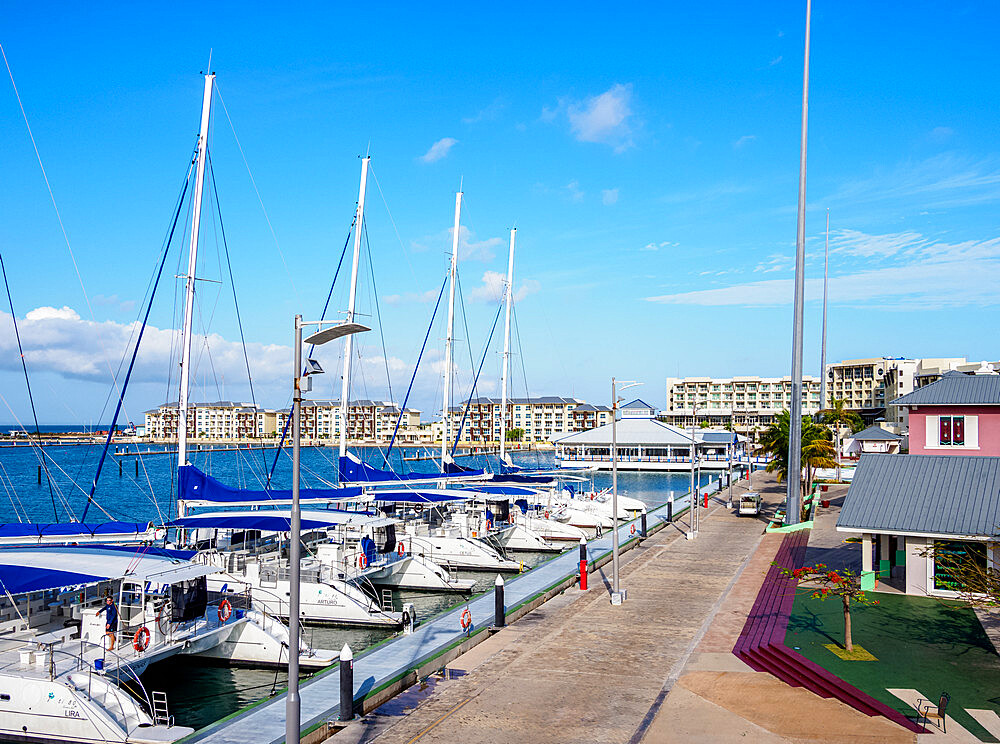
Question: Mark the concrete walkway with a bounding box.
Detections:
[332,479,769,744]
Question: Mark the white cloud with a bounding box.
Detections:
[419,137,458,163]
[383,288,441,305]
[548,83,635,152]
[466,270,541,304]
[640,241,678,252]
[565,180,584,202]
[463,98,505,124]
[733,135,757,149]
[646,231,1000,309]
[929,126,954,142]
[411,225,503,263]
[0,307,290,384]
[769,55,783,66]
[601,188,619,205]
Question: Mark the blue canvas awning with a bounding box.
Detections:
[169,508,376,533]
[339,455,446,484]
[367,489,471,504]
[0,522,153,539]
[179,465,361,506]
[462,485,538,496]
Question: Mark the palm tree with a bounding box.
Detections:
[760,411,835,495]
[820,398,863,482]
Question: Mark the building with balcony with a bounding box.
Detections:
[440,396,611,444]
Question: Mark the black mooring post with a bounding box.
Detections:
[119,460,123,476]
[494,575,505,628]
[667,495,673,523]
[37,465,42,484]
[640,512,647,538]
[135,459,139,477]
[339,644,354,722]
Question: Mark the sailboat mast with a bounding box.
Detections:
[177,72,214,471]
[339,156,370,458]
[499,228,515,463]
[441,190,462,468]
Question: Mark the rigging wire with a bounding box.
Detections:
[266,220,356,487]
[214,84,300,303]
[80,165,194,522]
[384,275,445,460]
[0,250,58,520]
[451,301,504,458]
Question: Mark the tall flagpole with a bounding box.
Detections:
[786,0,812,527]
[820,208,830,410]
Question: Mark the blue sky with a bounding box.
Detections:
[1,2,998,425]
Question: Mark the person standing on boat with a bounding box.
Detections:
[96,595,119,651]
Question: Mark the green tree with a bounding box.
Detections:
[775,562,879,652]
[505,428,524,442]
[760,411,836,494]
[820,398,864,481]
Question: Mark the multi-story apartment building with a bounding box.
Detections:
[145,400,420,441]
[441,396,611,443]
[662,376,822,432]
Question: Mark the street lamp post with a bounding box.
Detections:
[610,378,641,605]
[287,316,369,744]
[689,405,700,538]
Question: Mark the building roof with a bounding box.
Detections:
[837,453,1000,538]
[572,403,611,413]
[850,425,901,441]
[553,418,696,446]
[891,371,1000,407]
[461,396,585,406]
[621,398,656,410]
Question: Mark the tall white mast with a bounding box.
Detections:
[441,190,462,468]
[339,156,370,458]
[177,72,215,471]
[499,228,516,464]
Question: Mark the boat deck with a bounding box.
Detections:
[183,490,703,744]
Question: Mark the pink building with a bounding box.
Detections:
[891,371,1000,456]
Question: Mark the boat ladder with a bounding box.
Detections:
[151,690,172,727]
[379,589,393,612]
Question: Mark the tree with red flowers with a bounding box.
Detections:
[775,563,879,652]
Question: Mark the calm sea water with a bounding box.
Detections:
[0,442,718,729]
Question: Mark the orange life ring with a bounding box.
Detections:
[508,513,515,524]
[544,511,550,519]
[218,599,233,624]
[460,607,472,630]
[630,524,636,535]
[397,541,406,558]
[133,626,151,652]
[358,553,369,569]
[486,519,494,531]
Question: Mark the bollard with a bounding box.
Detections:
[135,459,139,477]
[119,460,122,476]
[667,495,673,523]
[339,644,354,722]
[640,511,647,538]
[578,537,588,591]
[37,465,41,484]
[494,575,505,628]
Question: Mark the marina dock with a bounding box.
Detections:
[180,484,721,744]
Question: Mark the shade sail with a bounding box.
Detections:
[0,545,211,596]
[0,522,154,540]
[462,485,538,496]
[338,455,445,484]
[178,465,361,505]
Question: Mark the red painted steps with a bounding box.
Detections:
[733,530,925,733]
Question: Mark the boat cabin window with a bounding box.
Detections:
[488,499,510,522]
[376,523,397,553]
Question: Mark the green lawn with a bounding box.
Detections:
[785,591,1000,741]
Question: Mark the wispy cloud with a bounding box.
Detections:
[733,134,756,150]
[601,188,619,206]
[646,230,1000,309]
[769,55,783,66]
[822,153,1000,211]
[545,84,635,152]
[661,180,751,205]
[419,137,458,163]
[93,294,136,313]
[466,271,541,303]
[566,180,584,202]
[463,98,505,124]
[411,225,502,262]
[383,288,440,305]
[640,241,678,252]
